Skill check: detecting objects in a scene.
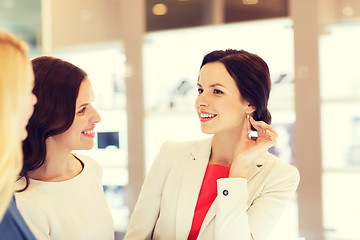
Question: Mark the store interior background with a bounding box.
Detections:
[1,0,360,239]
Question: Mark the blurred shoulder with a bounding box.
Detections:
[73,153,101,171]
[264,152,300,181]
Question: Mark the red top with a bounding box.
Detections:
[187,164,230,240]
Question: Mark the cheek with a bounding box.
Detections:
[219,99,237,111]
[61,120,82,139]
[67,124,81,136]
[223,101,246,117]
[71,117,88,132]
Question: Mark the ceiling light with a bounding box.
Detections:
[342,6,354,17]
[242,0,259,5]
[152,3,168,16]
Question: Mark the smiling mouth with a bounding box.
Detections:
[81,129,95,137]
[82,129,94,134]
[200,113,217,118]
[200,113,217,121]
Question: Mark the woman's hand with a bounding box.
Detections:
[229,115,278,178]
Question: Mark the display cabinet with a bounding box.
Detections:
[320,23,360,240]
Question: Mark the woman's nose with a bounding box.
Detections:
[195,93,209,108]
[91,107,101,123]
[32,93,37,106]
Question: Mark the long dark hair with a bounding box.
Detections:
[200,49,272,124]
[18,56,87,191]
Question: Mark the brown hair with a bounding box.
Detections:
[19,56,87,192]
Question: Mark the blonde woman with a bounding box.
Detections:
[0,30,37,239]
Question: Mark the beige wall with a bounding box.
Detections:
[42,0,123,52]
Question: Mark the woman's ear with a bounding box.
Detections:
[245,103,256,115]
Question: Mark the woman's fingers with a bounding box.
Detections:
[266,129,278,145]
[233,116,279,177]
[239,116,278,152]
[249,116,278,149]
[249,116,278,138]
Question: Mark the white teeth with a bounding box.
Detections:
[82,129,94,134]
[200,113,216,118]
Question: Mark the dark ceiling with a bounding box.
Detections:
[0,0,288,51]
[146,0,288,31]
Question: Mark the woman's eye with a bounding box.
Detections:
[77,107,86,114]
[197,88,203,94]
[213,89,223,94]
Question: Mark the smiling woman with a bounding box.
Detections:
[15,56,114,240]
[125,49,299,240]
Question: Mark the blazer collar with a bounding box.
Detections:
[247,152,266,181]
[189,137,213,161]
[175,137,212,240]
[190,136,265,181]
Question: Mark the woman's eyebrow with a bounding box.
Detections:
[209,83,225,88]
[197,83,225,88]
[77,103,89,109]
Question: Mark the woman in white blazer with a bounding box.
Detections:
[125,49,300,240]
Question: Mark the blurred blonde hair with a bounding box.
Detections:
[0,31,29,220]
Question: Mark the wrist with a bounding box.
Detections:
[229,164,248,179]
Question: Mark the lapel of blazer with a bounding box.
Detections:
[247,154,266,182]
[197,152,267,238]
[198,197,217,238]
[175,137,212,240]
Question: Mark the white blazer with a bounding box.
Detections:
[125,137,300,240]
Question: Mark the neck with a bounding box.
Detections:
[210,128,242,167]
[29,140,82,182]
